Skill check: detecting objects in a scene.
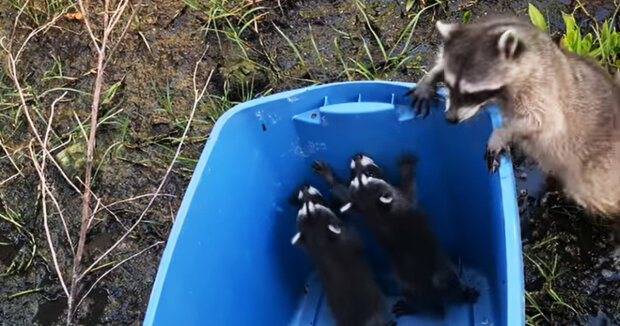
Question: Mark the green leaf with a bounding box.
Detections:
[581,33,593,54]
[562,12,576,34]
[462,10,472,23]
[405,0,415,12]
[102,80,123,106]
[528,3,548,32]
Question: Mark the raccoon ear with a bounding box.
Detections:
[436,21,455,38]
[379,194,393,204]
[291,232,303,245]
[327,224,342,235]
[340,202,352,213]
[498,29,522,60]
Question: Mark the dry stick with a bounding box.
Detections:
[0,9,73,302]
[8,0,30,51]
[68,1,131,323]
[28,142,70,299]
[93,193,176,215]
[74,241,164,312]
[42,92,75,255]
[73,177,129,231]
[0,18,84,195]
[0,135,23,176]
[102,2,140,71]
[79,58,214,282]
[0,173,19,187]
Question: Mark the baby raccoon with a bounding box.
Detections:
[344,154,478,317]
[410,15,620,222]
[291,185,396,326]
[312,154,417,211]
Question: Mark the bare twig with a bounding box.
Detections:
[0,15,84,194]
[69,1,131,323]
[81,52,213,280]
[0,135,23,176]
[42,92,75,255]
[0,173,20,187]
[28,141,70,299]
[74,241,163,312]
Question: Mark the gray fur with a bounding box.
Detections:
[414,15,620,218]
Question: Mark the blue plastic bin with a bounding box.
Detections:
[143,81,524,326]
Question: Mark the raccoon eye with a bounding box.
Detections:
[461,88,502,103]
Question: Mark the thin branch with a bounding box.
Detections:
[42,92,75,255]
[28,141,70,299]
[73,241,163,313]
[0,135,23,177]
[81,54,213,280]
[0,173,20,187]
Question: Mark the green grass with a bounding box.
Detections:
[339,0,433,80]
[529,2,620,72]
[185,0,267,60]
[9,0,73,27]
[0,207,36,275]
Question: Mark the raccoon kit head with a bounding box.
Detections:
[344,154,398,215]
[349,153,383,181]
[291,185,344,247]
[291,183,326,207]
[435,17,532,123]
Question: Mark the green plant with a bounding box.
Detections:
[462,10,472,24]
[9,0,73,26]
[342,0,433,80]
[528,3,548,32]
[560,12,596,57]
[185,0,267,59]
[528,3,620,71]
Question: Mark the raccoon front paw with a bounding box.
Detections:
[397,153,419,168]
[406,83,436,118]
[312,160,332,180]
[484,146,505,173]
[392,299,415,317]
[460,286,480,303]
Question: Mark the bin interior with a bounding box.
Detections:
[144,82,520,326]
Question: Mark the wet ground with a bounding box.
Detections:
[0,0,618,325]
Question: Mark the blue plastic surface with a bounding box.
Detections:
[143,81,524,326]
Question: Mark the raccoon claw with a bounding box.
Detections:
[397,153,419,168]
[484,146,505,173]
[311,160,330,178]
[407,84,436,119]
[411,97,431,119]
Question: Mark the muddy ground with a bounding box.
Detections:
[0,0,618,325]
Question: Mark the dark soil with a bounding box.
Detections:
[0,0,618,325]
